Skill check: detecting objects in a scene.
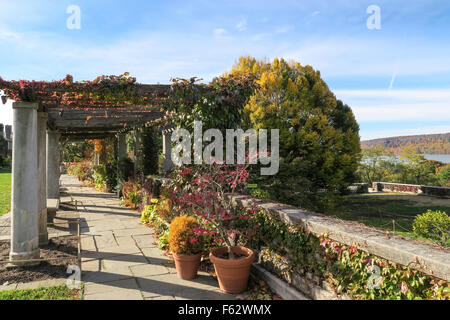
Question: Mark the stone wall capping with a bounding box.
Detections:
[12,101,39,109]
[373,182,450,197]
[229,194,450,281]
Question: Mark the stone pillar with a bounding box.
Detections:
[9,102,40,265]
[162,131,173,174]
[47,130,60,200]
[134,129,143,178]
[117,133,128,197]
[117,133,127,160]
[37,112,48,246]
[93,151,100,166]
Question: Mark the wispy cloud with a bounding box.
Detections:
[275,26,293,33]
[361,125,450,141]
[335,89,450,125]
[0,30,21,39]
[236,19,247,31]
[213,28,228,39]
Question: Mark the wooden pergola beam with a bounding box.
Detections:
[61,133,117,139]
[52,118,161,129]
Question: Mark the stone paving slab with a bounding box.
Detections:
[136,273,233,300]
[112,227,153,237]
[132,234,159,248]
[83,278,140,296]
[84,288,143,300]
[130,262,171,277]
[115,235,139,247]
[58,174,234,301]
[81,268,134,283]
[82,245,142,261]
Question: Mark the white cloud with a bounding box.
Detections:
[351,103,450,122]
[335,89,450,102]
[361,126,450,141]
[213,28,227,36]
[236,19,247,32]
[275,26,293,34]
[251,33,270,41]
[283,37,450,77]
[334,89,450,140]
[0,30,21,39]
[0,100,13,126]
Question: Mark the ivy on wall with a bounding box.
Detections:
[242,208,449,300]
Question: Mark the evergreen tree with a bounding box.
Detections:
[226,56,361,209]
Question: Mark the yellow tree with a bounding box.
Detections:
[226,56,361,209]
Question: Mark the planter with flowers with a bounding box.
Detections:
[173,162,257,293]
[168,215,206,280]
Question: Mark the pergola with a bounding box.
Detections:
[0,73,253,266]
[0,76,178,266]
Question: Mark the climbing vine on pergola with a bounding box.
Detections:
[0,72,256,139]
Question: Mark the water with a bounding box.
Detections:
[423,154,450,164]
[362,154,450,164]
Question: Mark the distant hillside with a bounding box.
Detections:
[361,133,450,155]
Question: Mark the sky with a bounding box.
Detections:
[0,0,449,140]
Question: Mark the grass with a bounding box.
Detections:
[0,168,11,216]
[323,192,450,243]
[0,285,81,300]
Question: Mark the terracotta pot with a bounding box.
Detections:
[172,253,202,280]
[209,246,254,294]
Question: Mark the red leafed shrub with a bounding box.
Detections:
[170,161,259,259]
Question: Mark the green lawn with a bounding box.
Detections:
[0,285,81,300]
[323,193,450,242]
[0,168,11,216]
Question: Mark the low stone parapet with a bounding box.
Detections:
[348,183,369,193]
[422,185,450,197]
[372,182,450,197]
[230,194,450,282]
[372,182,422,194]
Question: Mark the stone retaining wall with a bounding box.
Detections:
[422,185,450,197]
[372,182,450,197]
[372,182,422,194]
[230,194,450,283]
[348,183,369,194]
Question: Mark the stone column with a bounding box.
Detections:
[117,133,127,160]
[47,130,60,200]
[93,151,100,166]
[162,131,173,174]
[134,129,143,178]
[9,102,40,265]
[37,112,48,246]
[117,133,128,197]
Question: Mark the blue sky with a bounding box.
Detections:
[0,0,449,140]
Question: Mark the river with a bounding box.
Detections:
[423,154,450,164]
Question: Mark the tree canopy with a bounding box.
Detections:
[226,56,361,209]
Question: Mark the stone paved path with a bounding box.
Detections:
[60,174,234,300]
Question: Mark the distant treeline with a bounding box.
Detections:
[361,133,450,155]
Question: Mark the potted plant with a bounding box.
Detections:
[173,162,256,293]
[169,215,205,280]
